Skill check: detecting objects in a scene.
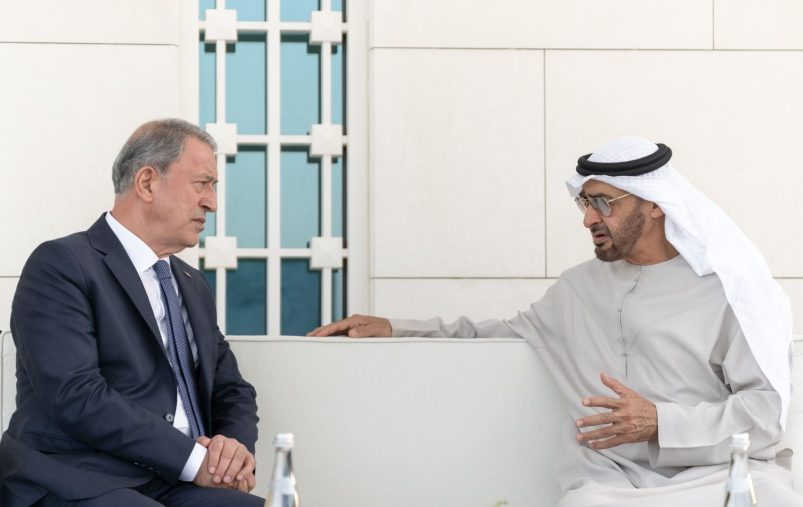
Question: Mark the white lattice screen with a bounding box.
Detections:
[198,0,354,336]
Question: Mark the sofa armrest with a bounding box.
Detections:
[1,331,15,433]
[778,338,803,490]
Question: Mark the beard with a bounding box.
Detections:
[591,206,646,262]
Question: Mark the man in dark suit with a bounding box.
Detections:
[0,119,263,506]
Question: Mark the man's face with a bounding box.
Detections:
[580,180,645,262]
[149,137,217,255]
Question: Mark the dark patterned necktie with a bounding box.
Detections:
[152,260,205,438]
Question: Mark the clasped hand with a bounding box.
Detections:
[575,372,658,450]
[193,435,256,492]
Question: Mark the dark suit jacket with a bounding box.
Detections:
[0,215,259,506]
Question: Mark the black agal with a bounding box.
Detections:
[576,143,672,176]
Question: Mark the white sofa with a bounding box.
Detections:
[2,333,802,506]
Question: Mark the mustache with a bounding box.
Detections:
[591,224,610,235]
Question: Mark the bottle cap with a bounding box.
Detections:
[274,433,295,449]
[730,432,749,449]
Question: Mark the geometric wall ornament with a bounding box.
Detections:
[204,9,238,43]
[205,122,238,156]
[203,235,238,269]
[310,236,344,269]
[310,11,343,44]
[310,124,344,157]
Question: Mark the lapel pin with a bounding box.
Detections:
[183,271,192,278]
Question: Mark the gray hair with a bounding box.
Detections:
[112,118,217,194]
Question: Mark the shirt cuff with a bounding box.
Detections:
[179,442,208,482]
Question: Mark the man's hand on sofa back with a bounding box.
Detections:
[307,314,392,338]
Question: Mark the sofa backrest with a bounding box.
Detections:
[233,337,803,504]
[229,337,566,506]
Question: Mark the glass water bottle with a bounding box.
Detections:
[724,432,757,507]
[265,433,300,507]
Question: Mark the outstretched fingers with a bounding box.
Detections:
[575,372,659,450]
[587,434,632,450]
[600,372,633,397]
[307,318,353,337]
[307,314,392,338]
[582,396,622,410]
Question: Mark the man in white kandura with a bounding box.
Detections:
[308,137,802,506]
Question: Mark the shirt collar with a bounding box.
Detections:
[105,212,168,275]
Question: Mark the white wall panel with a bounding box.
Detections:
[544,50,803,277]
[373,278,556,322]
[373,0,711,50]
[778,280,803,336]
[715,1,803,49]
[372,49,545,278]
[0,44,180,276]
[0,278,18,332]
[0,0,179,44]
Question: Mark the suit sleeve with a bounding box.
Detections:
[186,263,259,454]
[208,325,259,454]
[11,241,195,483]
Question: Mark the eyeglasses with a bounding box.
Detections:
[574,193,632,217]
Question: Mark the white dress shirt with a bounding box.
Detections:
[105,212,207,481]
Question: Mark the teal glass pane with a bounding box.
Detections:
[226,34,267,134]
[199,258,216,297]
[199,0,215,20]
[332,42,344,127]
[281,34,319,134]
[228,0,265,21]
[332,266,344,321]
[281,0,317,21]
[332,154,344,238]
[227,147,267,248]
[199,37,216,128]
[227,260,267,335]
[281,148,319,247]
[199,210,216,248]
[281,259,320,335]
[280,1,342,20]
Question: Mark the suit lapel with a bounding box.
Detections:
[87,215,164,352]
[171,259,215,412]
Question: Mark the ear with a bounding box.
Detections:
[133,166,159,203]
[649,202,665,219]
